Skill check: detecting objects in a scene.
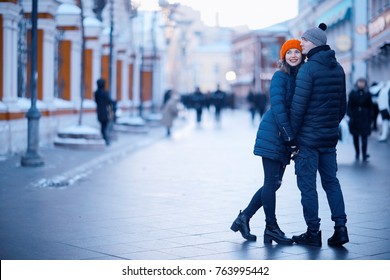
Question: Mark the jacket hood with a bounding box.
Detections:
[308,45,338,68]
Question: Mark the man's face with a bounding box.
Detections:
[300,38,317,55]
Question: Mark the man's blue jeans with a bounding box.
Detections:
[294,146,347,232]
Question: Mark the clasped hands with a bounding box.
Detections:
[286,139,299,158]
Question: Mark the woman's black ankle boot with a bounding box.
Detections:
[263,224,293,245]
[230,211,257,241]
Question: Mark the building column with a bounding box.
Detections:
[153,53,162,107]
[82,0,102,100]
[100,28,117,100]
[116,52,124,102]
[0,1,20,105]
[56,1,81,104]
[116,45,128,107]
[84,18,102,100]
[128,57,134,104]
[84,36,101,100]
[21,0,59,105]
[132,50,141,111]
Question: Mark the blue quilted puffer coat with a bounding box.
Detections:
[290,45,347,148]
[253,69,297,165]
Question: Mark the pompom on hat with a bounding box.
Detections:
[280,39,302,60]
[301,23,328,46]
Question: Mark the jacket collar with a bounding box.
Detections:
[307,45,330,58]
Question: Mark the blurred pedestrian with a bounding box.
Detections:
[246,89,257,125]
[377,81,390,142]
[162,89,172,107]
[290,23,349,247]
[94,78,114,146]
[231,39,304,244]
[192,86,205,126]
[161,90,180,137]
[256,93,268,119]
[211,84,227,124]
[347,78,373,161]
[369,82,381,131]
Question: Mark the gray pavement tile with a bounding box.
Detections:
[163,235,217,246]
[348,227,390,240]
[60,235,133,248]
[346,239,390,257]
[195,241,255,253]
[117,250,179,260]
[275,249,363,260]
[355,252,390,260]
[84,243,146,256]
[1,238,107,260]
[352,221,390,230]
[131,239,185,250]
[158,245,218,258]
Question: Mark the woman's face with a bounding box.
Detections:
[285,48,302,67]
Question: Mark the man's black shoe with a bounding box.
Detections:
[292,230,322,247]
[328,226,349,246]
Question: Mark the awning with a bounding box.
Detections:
[358,42,390,60]
[315,0,352,27]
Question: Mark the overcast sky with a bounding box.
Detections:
[168,0,299,29]
[138,0,299,29]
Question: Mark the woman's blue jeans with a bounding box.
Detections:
[242,157,286,226]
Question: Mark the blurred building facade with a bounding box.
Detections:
[290,0,390,90]
[230,24,289,107]
[0,0,236,155]
[231,0,389,110]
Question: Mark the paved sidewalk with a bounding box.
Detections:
[1,109,389,260]
[0,120,173,189]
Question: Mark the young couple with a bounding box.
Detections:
[231,23,349,247]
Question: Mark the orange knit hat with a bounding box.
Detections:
[280,39,302,60]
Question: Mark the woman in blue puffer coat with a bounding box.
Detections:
[231,39,304,244]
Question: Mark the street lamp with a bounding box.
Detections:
[21,0,44,167]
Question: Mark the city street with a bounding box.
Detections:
[0,109,389,260]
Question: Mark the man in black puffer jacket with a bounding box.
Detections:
[290,23,349,247]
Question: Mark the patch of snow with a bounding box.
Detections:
[84,17,102,28]
[0,102,7,111]
[114,124,149,133]
[57,2,81,15]
[53,98,75,109]
[144,113,162,122]
[15,97,47,111]
[80,99,97,109]
[54,136,104,144]
[57,125,100,135]
[116,116,146,126]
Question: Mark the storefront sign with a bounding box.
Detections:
[368,9,390,38]
[336,35,352,52]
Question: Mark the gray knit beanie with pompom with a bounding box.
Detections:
[302,23,327,46]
